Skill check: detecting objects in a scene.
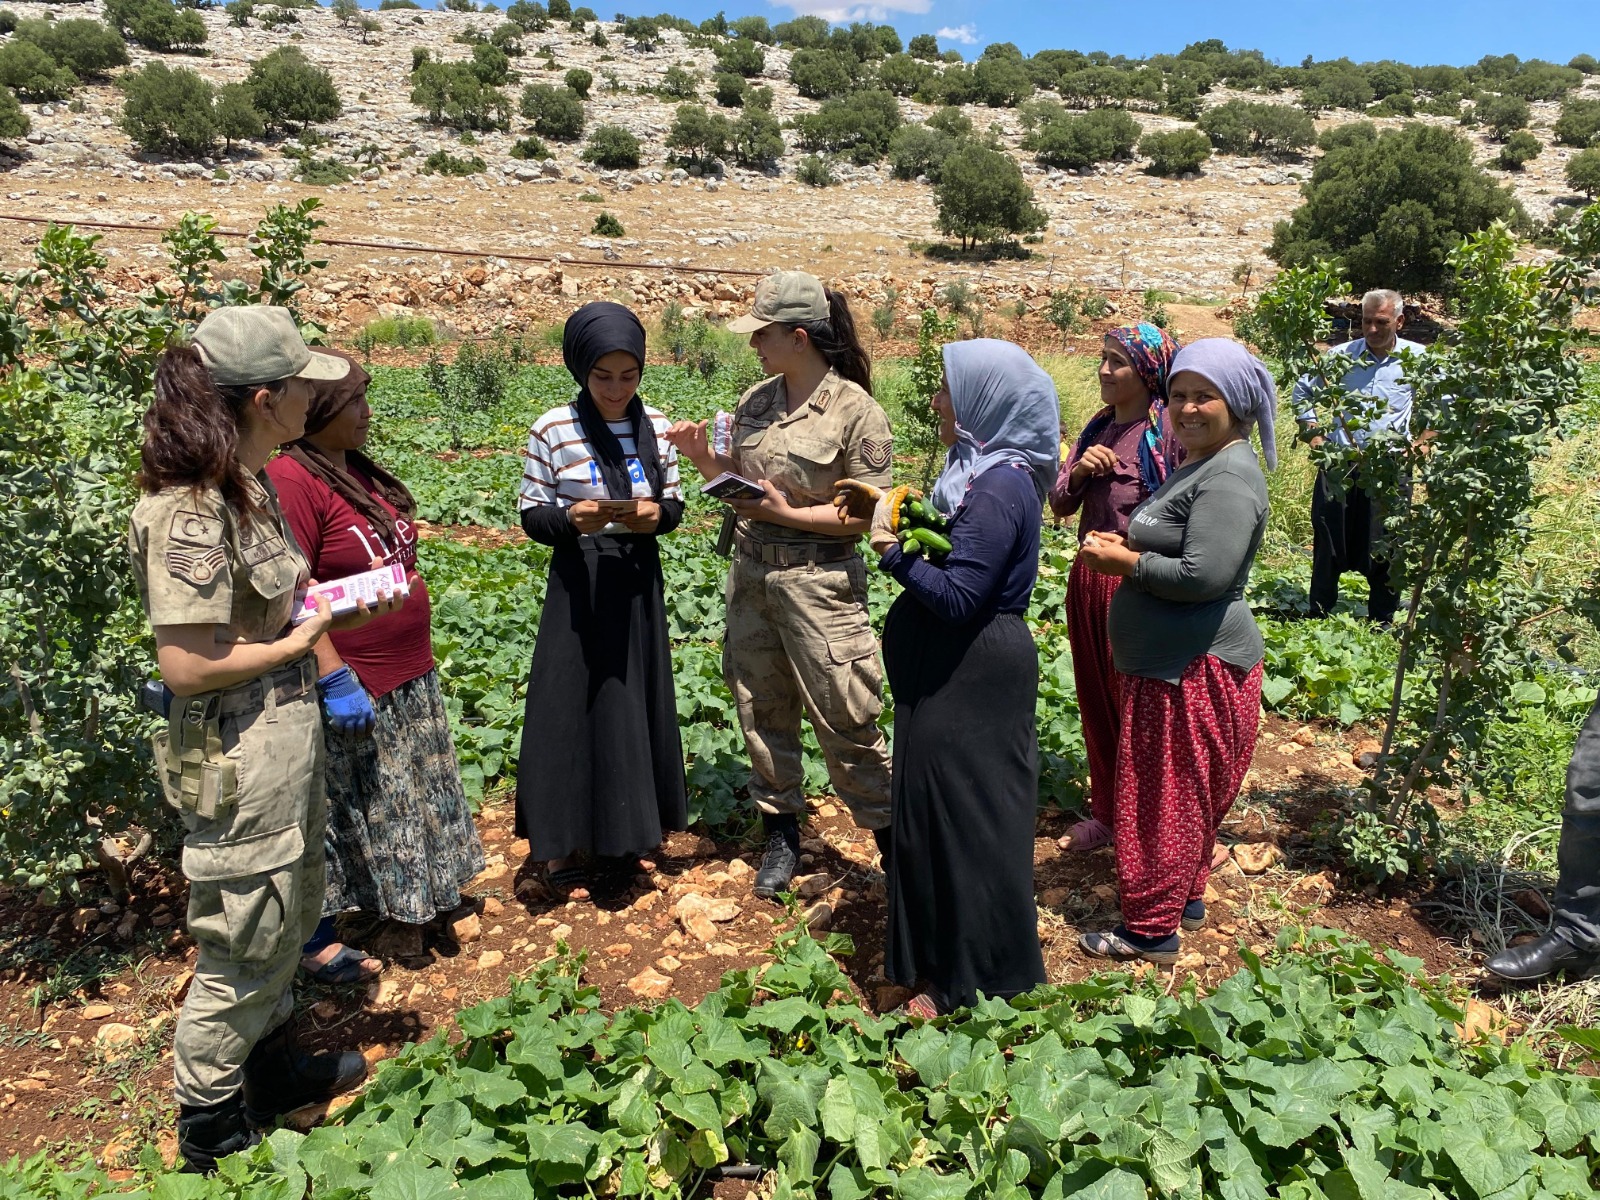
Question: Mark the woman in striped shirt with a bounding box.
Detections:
[515,302,687,901]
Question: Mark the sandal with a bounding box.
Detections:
[1058,818,1113,852]
[1079,927,1180,965]
[540,861,592,901]
[1211,842,1231,870]
[300,944,383,985]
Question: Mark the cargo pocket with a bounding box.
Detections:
[183,823,305,964]
[825,629,882,731]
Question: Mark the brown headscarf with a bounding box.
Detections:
[281,348,418,544]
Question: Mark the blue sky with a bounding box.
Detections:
[595,0,1600,67]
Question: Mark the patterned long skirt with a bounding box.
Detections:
[1113,655,1263,938]
[1067,554,1123,826]
[322,669,486,926]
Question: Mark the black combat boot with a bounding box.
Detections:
[177,1092,260,1174]
[1486,930,1600,982]
[753,812,801,900]
[241,1019,368,1126]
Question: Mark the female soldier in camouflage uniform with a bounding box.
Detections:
[129,306,400,1172]
[667,273,894,898]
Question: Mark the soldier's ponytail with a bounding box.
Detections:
[139,341,279,516]
[795,288,873,396]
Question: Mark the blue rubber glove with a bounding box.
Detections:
[317,666,376,737]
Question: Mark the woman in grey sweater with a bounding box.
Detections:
[1074,338,1277,964]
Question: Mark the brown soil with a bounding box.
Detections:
[0,704,1490,1172]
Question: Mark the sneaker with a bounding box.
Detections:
[1181,900,1206,931]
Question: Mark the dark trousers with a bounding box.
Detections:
[1554,696,1600,951]
[1309,467,1400,623]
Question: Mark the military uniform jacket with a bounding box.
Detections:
[730,369,893,546]
[128,474,309,642]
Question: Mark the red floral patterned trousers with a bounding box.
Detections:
[1067,554,1123,826]
[1113,655,1263,938]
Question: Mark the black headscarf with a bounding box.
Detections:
[562,302,664,500]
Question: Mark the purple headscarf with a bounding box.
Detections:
[1168,339,1279,469]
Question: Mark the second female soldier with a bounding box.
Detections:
[667,272,893,898]
[129,306,401,1172]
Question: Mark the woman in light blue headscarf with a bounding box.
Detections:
[868,338,1058,1017]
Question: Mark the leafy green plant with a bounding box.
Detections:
[590,211,624,237]
[422,149,487,176]
[795,153,836,187]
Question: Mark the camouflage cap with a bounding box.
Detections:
[726,271,830,333]
[193,305,350,388]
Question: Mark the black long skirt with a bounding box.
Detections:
[882,597,1046,1010]
[514,533,687,861]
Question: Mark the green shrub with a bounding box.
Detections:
[1025,107,1141,170]
[1139,128,1212,175]
[666,103,730,166]
[621,14,658,48]
[876,52,932,98]
[546,0,569,16]
[0,41,75,102]
[294,154,353,184]
[377,0,419,7]
[0,8,15,33]
[490,22,523,53]
[563,67,592,97]
[118,60,216,156]
[1269,123,1525,294]
[788,47,853,99]
[793,88,900,164]
[1198,99,1314,157]
[590,211,624,236]
[1567,147,1600,196]
[1475,92,1531,139]
[971,53,1033,107]
[1554,96,1600,148]
[796,153,836,186]
[774,12,829,48]
[214,82,264,148]
[907,31,938,59]
[509,133,551,159]
[0,85,30,140]
[247,45,342,133]
[657,64,699,99]
[935,140,1047,249]
[360,314,438,347]
[105,0,208,50]
[730,14,771,43]
[519,81,584,138]
[580,122,641,168]
[470,42,511,86]
[730,108,782,166]
[422,148,486,175]
[411,61,510,130]
[504,0,547,28]
[713,36,763,77]
[925,106,972,137]
[1496,129,1542,170]
[887,122,955,181]
[745,84,773,112]
[712,71,746,107]
[442,0,476,10]
[14,18,127,79]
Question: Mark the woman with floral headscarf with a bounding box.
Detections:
[1076,338,1276,964]
[267,349,484,974]
[1049,324,1179,855]
[839,339,1060,1017]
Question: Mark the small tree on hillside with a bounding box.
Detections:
[1474,92,1531,140]
[15,19,128,79]
[0,86,30,141]
[214,82,265,149]
[730,108,782,166]
[1198,99,1314,157]
[519,82,584,139]
[247,46,342,134]
[0,41,76,102]
[563,67,592,98]
[1568,148,1600,197]
[1554,96,1600,147]
[788,48,853,99]
[580,122,641,168]
[713,36,763,77]
[1268,122,1525,295]
[1024,108,1140,170]
[1140,128,1211,176]
[666,103,730,167]
[1495,129,1541,171]
[106,0,207,51]
[934,141,1047,250]
[119,60,216,156]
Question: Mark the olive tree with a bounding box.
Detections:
[934,141,1047,250]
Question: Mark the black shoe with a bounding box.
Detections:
[177,1093,260,1174]
[241,1020,368,1126]
[1485,931,1600,983]
[753,813,801,900]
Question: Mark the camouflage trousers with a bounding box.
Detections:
[172,670,326,1107]
[723,554,892,830]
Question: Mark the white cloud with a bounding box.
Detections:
[935,22,979,44]
[769,0,933,20]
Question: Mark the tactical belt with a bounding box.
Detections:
[735,531,858,567]
[216,655,317,718]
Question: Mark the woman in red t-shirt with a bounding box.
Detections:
[266,351,484,975]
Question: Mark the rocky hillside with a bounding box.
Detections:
[3,3,1595,341]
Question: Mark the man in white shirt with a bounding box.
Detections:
[1292,289,1422,625]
